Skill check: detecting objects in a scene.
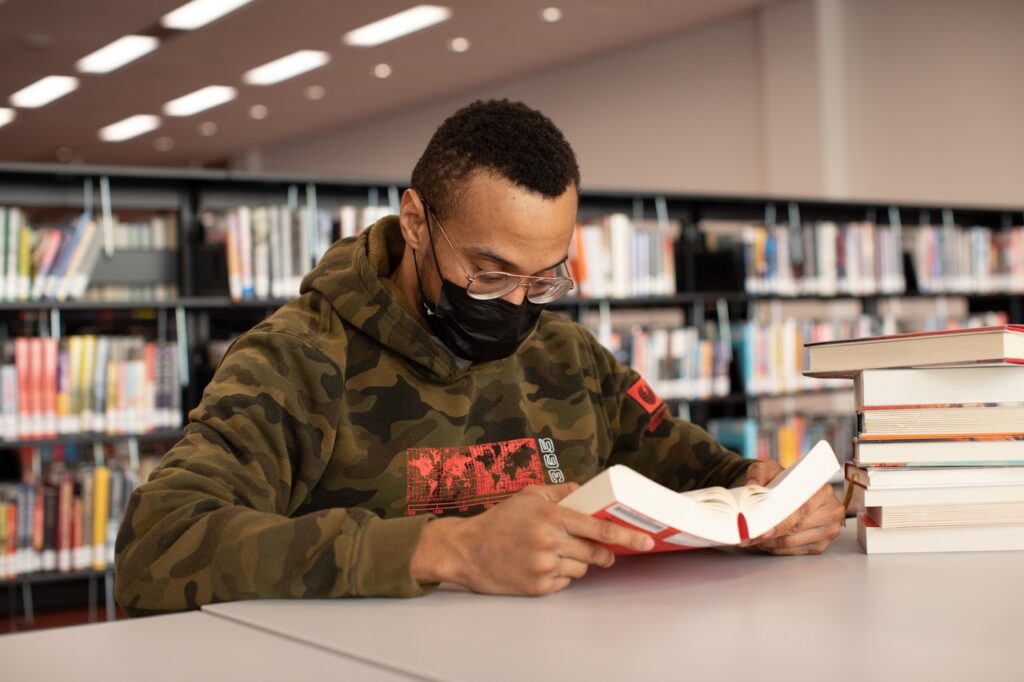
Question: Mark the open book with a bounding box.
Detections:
[559,440,840,554]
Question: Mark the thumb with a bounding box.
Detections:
[529,482,580,503]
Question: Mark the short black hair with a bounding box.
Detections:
[411,99,580,220]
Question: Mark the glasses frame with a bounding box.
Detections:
[420,197,576,304]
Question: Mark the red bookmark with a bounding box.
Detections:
[737,513,750,543]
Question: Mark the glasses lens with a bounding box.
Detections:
[528,278,574,304]
[467,272,519,300]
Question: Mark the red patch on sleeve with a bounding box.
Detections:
[627,377,663,414]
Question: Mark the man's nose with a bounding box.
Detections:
[500,283,529,306]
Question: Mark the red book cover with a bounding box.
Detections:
[14,337,30,439]
[5,502,15,578]
[42,338,58,438]
[28,338,43,439]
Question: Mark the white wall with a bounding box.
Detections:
[242,0,1024,207]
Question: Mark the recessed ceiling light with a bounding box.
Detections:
[164,85,236,116]
[243,50,330,86]
[448,37,470,53]
[76,35,159,74]
[154,136,175,152]
[304,85,325,100]
[98,114,161,142]
[0,108,15,129]
[373,63,393,79]
[9,75,79,108]
[540,7,563,22]
[248,104,268,119]
[343,5,452,47]
[198,121,218,136]
[161,0,256,30]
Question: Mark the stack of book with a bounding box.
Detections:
[805,325,1024,553]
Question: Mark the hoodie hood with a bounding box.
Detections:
[301,216,460,381]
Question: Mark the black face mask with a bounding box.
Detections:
[421,275,545,363]
[413,246,545,363]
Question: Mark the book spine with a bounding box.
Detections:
[92,466,109,570]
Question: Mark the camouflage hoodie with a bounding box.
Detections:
[114,217,752,614]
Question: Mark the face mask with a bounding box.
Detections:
[414,251,545,363]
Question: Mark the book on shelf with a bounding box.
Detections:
[698,219,905,297]
[0,462,139,578]
[210,203,340,302]
[855,366,1024,408]
[568,214,679,299]
[805,324,1024,378]
[0,208,177,303]
[710,414,854,470]
[559,440,839,553]
[909,223,1024,294]
[857,514,1024,554]
[0,335,181,441]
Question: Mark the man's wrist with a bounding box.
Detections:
[410,517,467,586]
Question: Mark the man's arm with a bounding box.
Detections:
[114,331,432,615]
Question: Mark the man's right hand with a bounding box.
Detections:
[410,483,655,596]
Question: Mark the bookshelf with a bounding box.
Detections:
[0,161,1021,624]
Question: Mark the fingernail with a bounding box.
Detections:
[640,537,655,551]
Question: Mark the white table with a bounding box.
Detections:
[0,610,422,681]
[203,526,1022,682]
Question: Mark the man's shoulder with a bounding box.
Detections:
[245,290,348,366]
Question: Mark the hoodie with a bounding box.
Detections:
[114,217,752,614]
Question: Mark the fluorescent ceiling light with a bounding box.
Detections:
[243,50,329,85]
[163,85,237,116]
[343,5,452,47]
[99,114,161,142]
[9,76,79,108]
[0,108,15,128]
[161,0,256,30]
[76,35,159,74]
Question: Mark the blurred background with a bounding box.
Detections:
[1,0,1023,633]
[2,0,1022,204]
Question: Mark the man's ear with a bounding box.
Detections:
[399,189,427,250]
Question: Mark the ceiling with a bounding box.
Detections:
[0,0,776,168]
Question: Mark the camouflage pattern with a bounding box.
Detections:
[115,217,752,615]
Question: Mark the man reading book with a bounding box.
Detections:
[115,100,844,613]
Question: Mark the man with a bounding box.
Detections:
[115,99,843,613]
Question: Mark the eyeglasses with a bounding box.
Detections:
[421,198,576,304]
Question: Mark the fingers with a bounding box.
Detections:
[556,535,616,568]
[755,523,840,555]
[744,460,784,487]
[559,508,655,552]
[555,558,590,580]
[526,482,580,503]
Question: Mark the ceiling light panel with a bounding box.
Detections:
[99,114,161,142]
[76,35,159,74]
[343,5,452,47]
[162,0,256,30]
[243,50,330,85]
[0,108,15,128]
[9,76,79,108]
[163,85,237,116]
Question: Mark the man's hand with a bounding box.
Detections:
[410,483,654,596]
[741,460,844,555]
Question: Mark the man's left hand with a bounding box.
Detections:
[740,460,845,555]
